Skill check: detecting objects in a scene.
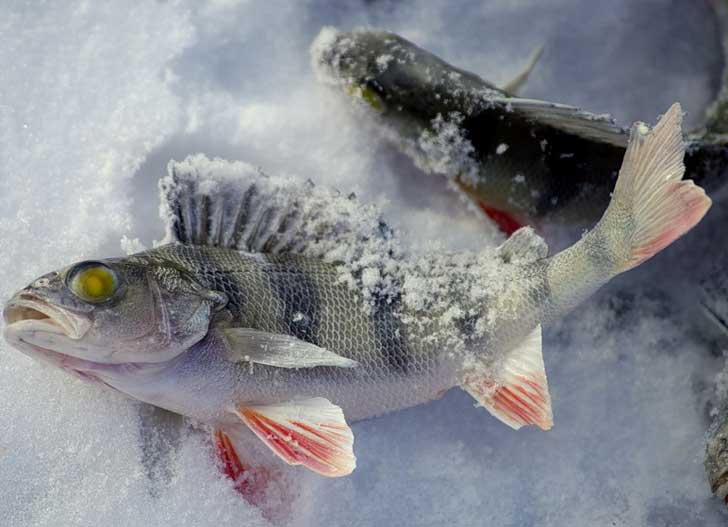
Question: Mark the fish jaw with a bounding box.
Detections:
[3,291,97,378]
[3,291,92,340]
[2,290,185,393]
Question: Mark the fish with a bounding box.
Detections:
[312,28,728,235]
[2,105,709,501]
[706,388,728,505]
[699,245,728,505]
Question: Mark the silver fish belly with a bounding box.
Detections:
[2,104,710,479]
[127,243,457,422]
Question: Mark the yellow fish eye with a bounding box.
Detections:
[68,263,119,303]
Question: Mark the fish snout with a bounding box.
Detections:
[3,290,91,340]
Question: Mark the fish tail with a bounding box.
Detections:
[544,103,711,318]
[603,103,711,272]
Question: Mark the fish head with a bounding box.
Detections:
[316,29,400,113]
[3,258,222,373]
[315,29,490,119]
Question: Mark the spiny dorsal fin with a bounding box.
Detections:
[496,226,548,264]
[159,155,400,265]
[491,97,629,148]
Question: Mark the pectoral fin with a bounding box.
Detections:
[221,328,359,369]
[232,397,356,477]
[461,325,553,430]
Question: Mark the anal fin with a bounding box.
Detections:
[462,325,553,430]
[478,202,524,236]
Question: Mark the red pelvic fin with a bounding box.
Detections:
[214,429,244,483]
[213,429,271,508]
[477,202,524,236]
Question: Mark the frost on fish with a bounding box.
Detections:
[311,26,728,235]
[3,1,726,526]
[163,154,538,357]
[161,155,404,305]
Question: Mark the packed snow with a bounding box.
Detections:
[1,1,727,526]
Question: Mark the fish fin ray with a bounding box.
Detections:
[491,97,629,147]
[159,156,399,260]
[461,325,553,430]
[500,45,544,95]
[234,397,356,477]
[220,328,359,368]
[214,429,247,484]
[603,103,711,271]
[213,427,294,519]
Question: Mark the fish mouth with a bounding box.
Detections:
[3,293,132,383]
[3,292,171,383]
[3,292,91,340]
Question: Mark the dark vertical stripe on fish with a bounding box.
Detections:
[268,264,321,346]
[370,290,410,373]
[190,246,248,320]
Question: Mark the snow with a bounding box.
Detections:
[0,1,726,526]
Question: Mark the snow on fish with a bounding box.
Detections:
[2,104,710,512]
[312,28,728,235]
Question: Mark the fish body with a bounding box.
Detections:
[3,105,710,480]
[312,29,728,232]
[79,245,454,424]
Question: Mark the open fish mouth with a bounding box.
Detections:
[3,292,172,383]
[2,292,100,376]
[3,293,127,384]
[3,292,91,340]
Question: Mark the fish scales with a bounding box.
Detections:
[313,28,728,231]
[2,105,710,482]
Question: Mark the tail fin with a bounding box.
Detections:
[544,104,711,321]
[601,103,711,272]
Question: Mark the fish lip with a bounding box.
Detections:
[3,318,155,381]
[3,292,91,340]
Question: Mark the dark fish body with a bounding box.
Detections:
[313,29,728,229]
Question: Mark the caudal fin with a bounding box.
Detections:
[604,103,711,272]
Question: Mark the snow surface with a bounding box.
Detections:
[1,0,727,526]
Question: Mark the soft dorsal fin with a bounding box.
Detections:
[461,325,553,430]
[490,97,629,148]
[500,45,544,95]
[497,226,548,264]
[159,155,400,261]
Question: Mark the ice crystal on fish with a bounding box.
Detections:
[1,1,726,526]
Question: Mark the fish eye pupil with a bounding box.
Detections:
[69,263,118,303]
